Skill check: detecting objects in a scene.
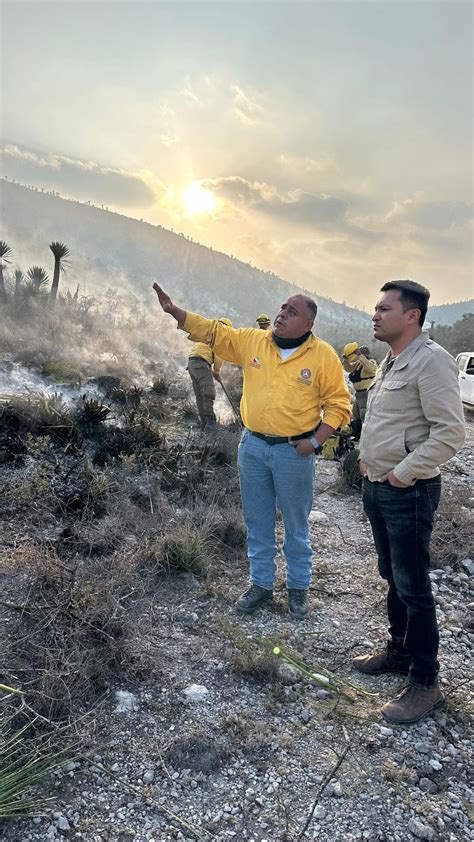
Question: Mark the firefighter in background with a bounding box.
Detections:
[342,342,377,422]
[187,318,233,430]
[256,313,271,330]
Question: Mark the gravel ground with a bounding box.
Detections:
[5,421,473,842]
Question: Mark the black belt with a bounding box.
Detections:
[249,429,314,446]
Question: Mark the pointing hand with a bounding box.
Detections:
[152,283,173,313]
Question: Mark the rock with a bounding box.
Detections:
[143,770,155,784]
[429,759,442,771]
[415,742,430,754]
[419,777,439,794]
[309,510,330,524]
[313,805,327,819]
[379,726,393,737]
[461,559,474,576]
[278,662,301,686]
[407,817,435,840]
[300,709,311,724]
[114,690,139,714]
[183,684,209,702]
[56,815,70,832]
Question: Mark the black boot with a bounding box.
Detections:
[235,584,274,614]
[288,589,310,619]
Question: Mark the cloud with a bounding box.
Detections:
[179,76,205,107]
[386,197,473,230]
[230,84,266,125]
[202,174,350,228]
[1,144,157,208]
[279,152,341,178]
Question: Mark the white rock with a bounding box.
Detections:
[183,684,209,702]
[309,510,330,524]
[379,726,393,737]
[143,770,155,784]
[461,558,474,576]
[114,690,139,713]
[56,816,70,832]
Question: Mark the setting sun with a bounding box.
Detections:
[181,182,217,216]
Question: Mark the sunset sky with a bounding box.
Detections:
[1,0,472,308]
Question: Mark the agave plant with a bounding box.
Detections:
[49,241,70,301]
[0,240,12,301]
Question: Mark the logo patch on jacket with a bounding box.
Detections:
[297,368,312,385]
[250,356,261,368]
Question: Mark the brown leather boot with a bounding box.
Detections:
[352,645,410,676]
[381,683,444,724]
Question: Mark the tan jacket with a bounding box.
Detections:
[359,334,465,484]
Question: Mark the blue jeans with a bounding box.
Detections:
[237,429,315,590]
[363,476,442,687]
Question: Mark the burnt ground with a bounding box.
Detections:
[1,410,473,842]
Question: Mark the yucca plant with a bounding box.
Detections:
[0,240,12,301]
[26,266,50,291]
[49,241,70,302]
[14,269,24,298]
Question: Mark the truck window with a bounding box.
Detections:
[457,354,468,371]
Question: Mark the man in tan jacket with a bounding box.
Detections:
[355,280,465,724]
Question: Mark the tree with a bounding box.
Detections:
[49,241,70,301]
[14,269,24,298]
[0,240,12,302]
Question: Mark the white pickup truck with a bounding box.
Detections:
[456,353,474,408]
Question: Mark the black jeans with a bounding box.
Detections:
[363,476,442,687]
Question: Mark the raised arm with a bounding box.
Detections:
[152,283,186,327]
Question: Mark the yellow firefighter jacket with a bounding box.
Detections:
[343,354,377,391]
[183,313,351,436]
[188,341,223,375]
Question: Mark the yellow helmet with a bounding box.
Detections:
[256,313,271,324]
[218,317,233,327]
[343,342,359,358]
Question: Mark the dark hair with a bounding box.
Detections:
[380,280,430,326]
[303,296,318,320]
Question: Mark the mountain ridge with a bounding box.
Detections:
[1,181,471,337]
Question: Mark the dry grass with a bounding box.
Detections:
[2,544,141,720]
[431,479,473,567]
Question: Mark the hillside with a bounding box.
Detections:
[1,181,372,347]
[427,300,474,326]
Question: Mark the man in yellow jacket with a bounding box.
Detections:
[187,318,232,430]
[342,342,377,422]
[153,283,351,619]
